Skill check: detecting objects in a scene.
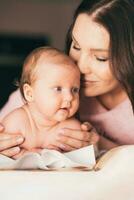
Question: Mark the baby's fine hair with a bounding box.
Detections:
[19,46,77,99]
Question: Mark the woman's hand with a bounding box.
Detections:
[12,148,43,159]
[0,124,24,157]
[42,122,99,152]
[58,122,100,152]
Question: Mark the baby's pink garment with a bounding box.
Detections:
[79,96,134,145]
[0,89,24,120]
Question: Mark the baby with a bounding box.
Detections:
[2,46,81,158]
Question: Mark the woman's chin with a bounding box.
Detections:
[81,88,96,97]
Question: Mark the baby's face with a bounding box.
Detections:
[31,60,80,124]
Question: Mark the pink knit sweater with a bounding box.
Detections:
[1,89,134,145]
[0,89,23,121]
[79,96,134,145]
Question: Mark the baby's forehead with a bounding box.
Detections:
[38,60,79,75]
[39,52,72,65]
[38,53,79,71]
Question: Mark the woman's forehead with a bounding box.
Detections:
[72,13,110,51]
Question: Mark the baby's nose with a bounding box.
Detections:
[62,100,71,108]
[64,91,73,102]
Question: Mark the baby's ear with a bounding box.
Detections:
[23,83,34,102]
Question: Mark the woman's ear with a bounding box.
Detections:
[23,83,34,102]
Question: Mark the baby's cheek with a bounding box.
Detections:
[74,100,79,112]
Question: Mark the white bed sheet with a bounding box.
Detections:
[0,145,134,200]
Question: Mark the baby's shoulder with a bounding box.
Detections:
[2,106,27,122]
[58,118,81,130]
[1,106,28,133]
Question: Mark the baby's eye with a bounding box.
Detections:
[95,55,109,62]
[54,86,62,92]
[71,87,80,94]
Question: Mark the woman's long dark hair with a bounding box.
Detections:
[65,0,134,111]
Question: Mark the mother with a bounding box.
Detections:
[0,0,134,157]
[66,0,134,150]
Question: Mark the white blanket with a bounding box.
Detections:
[0,145,96,170]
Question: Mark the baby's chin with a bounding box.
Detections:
[55,109,70,121]
[56,115,69,122]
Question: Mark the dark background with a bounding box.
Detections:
[0,33,50,108]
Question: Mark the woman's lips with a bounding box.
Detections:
[81,79,98,87]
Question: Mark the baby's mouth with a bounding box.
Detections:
[60,107,68,111]
[60,107,70,114]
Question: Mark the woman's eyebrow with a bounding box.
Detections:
[91,48,109,53]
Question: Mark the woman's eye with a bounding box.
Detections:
[54,87,62,92]
[72,42,80,51]
[72,45,80,50]
[71,87,80,94]
[95,56,109,62]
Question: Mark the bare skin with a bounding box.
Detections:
[0,122,99,158]
[0,125,24,157]
[0,50,99,158]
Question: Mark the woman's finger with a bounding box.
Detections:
[0,135,24,151]
[81,122,93,131]
[0,134,22,141]
[59,128,91,142]
[12,149,26,159]
[0,123,4,132]
[0,146,21,157]
[47,145,62,152]
[59,143,76,152]
[58,134,89,149]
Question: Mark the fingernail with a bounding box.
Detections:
[59,144,66,149]
[59,129,65,134]
[83,122,90,126]
[12,147,20,153]
[16,137,24,143]
[0,124,4,131]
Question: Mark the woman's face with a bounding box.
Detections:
[69,13,123,98]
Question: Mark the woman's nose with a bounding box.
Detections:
[78,53,91,74]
